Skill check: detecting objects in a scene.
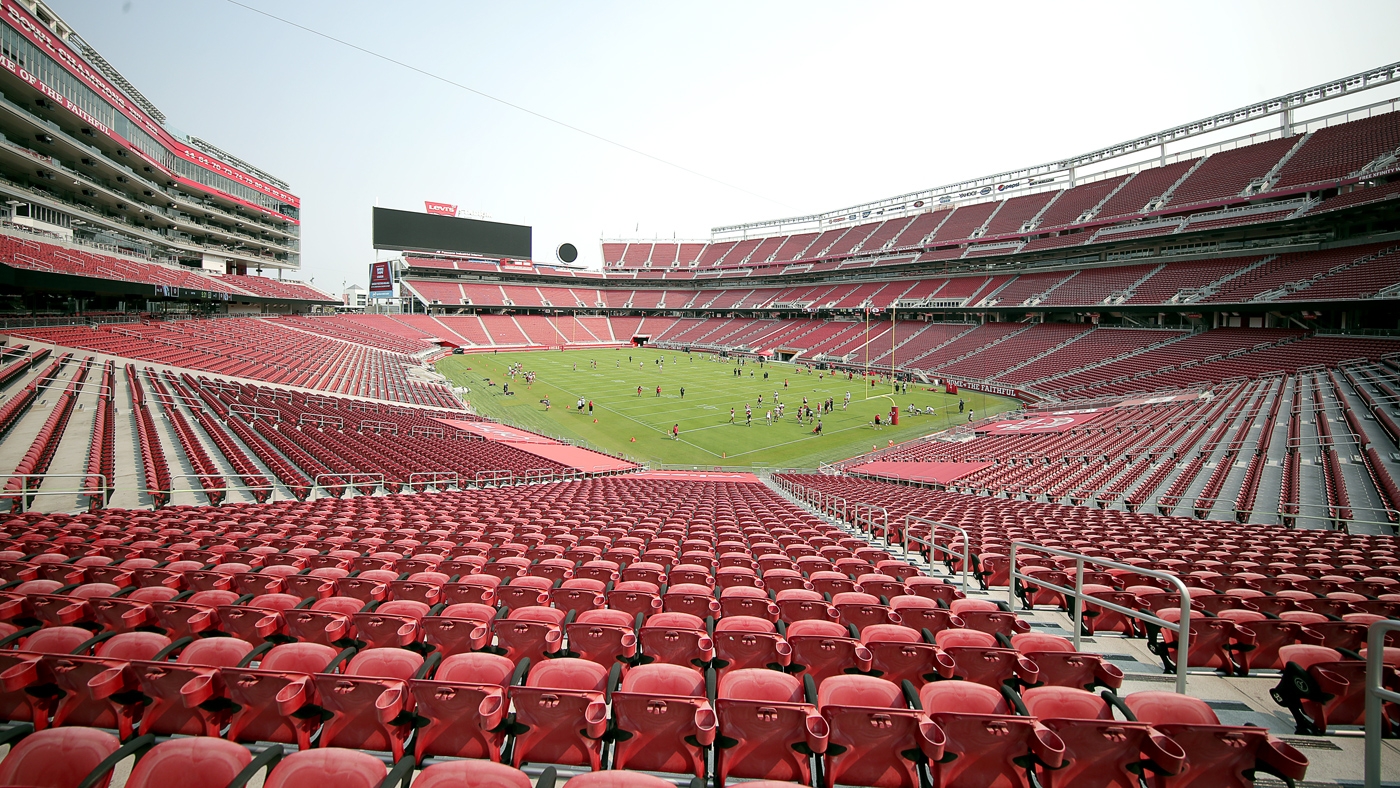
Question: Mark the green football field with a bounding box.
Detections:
[436,348,1020,468]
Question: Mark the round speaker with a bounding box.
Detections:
[556,243,578,264]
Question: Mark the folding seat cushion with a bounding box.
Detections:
[715,669,827,787]
[494,576,554,611]
[1215,609,1321,674]
[1123,691,1308,788]
[860,624,954,687]
[920,681,1065,788]
[1010,633,1123,691]
[224,642,341,750]
[1078,584,1143,636]
[1271,644,1400,735]
[263,747,387,788]
[217,593,300,645]
[388,571,450,605]
[610,663,715,777]
[948,599,1030,638]
[719,586,779,621]
[774,589,837,624]
[149,590,241,640]
[421,602,496,657]
[888,595,963,635]
[411,652,519,762]
[552,578,607,617]
[284,596,365,647]
[0,726,130,788]
[45,631,173,739]
[0,626,93,726]
[353,599,430,650]
[439,573,501,606]
[133,636,256,736]
[808,571,856,597]
[89,585,179,634]
[566,609,638,668]
[1147,608,1253,675]
[817,675,944,788]
[786,620,871,683]
[1022,686,1186,788]
[663,583,720,618]
[607,581,662,618]
[312,647,424,760]
[936,629,1039,689]
[28,583,123,628]
[638,612,713,668]
[668,565,714,587]
[124,735,274,788]
[281,567,348,600]
[509,657,611,769]
[711,615,791,674]
[493,606,566,665]
[411,760,536,788]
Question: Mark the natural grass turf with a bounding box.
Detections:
[436,348,1020,468]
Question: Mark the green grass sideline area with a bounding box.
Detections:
[436,348,1020,468]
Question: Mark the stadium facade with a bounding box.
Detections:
[0,0,331,314]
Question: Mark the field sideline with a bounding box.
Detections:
[436,348,1020,468]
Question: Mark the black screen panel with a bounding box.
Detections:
[372,207,532,258]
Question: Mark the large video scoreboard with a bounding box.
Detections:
[372,207,532,258]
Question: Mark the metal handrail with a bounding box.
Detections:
[407,471,458,490]
[1009,541,1192,694]
[312,472,384,497]
[903,516,969,592]
[1364,620,1400,788]
[6,473,108,512]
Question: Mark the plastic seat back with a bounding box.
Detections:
[412,652,517,762]
[862,624,954,686]
[611,663,714,777]
[712,615,790,675]
[920,682,1066,788]
[223,642,340,749]
[715,668,827,786]
[312,647,423,760]
[818,674,943,788]
[510,658,610,769]
[786,619,871,683]
[639,612,713,668]
[134,637,255,737]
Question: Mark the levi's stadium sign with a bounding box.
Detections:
[424,201,458,217]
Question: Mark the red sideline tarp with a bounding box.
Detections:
[435,418,558,444]
[630,470,762,483]
[503,442,637,474]
[847,460,993,485]
[979,409,1106,435]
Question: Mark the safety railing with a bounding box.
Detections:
[1365,620,1400,788]
[312,472,384,497]
[5,474,108,512]
[1009,541,1192,694]
[903,515,969,592]
[158,473,275,505]
[474,469,515,487]
[408,471,458,491]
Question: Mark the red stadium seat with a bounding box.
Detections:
[509,657,611,769]
[263,747,387,788]
[815,675,944,788]
[714,669,827,786]
[610,663,715,777]
[411,652,519,762]
[920,681,1066,788]
[1124,691,1308,788]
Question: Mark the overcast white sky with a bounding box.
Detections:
[46,0,1400,290]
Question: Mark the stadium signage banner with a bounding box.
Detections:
[424,201,458,216]
[368,261,394,297]
[981,409,1105,435]
[0,1,299,210]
